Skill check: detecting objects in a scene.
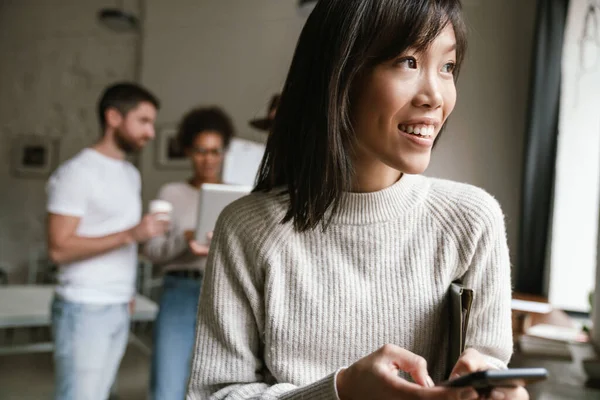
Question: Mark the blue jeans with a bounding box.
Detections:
[51,297,130,400]
[150,274,202,400]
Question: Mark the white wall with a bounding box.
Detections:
[428,0,537,267]
[0,0,138,280]
[548,0,600,311]
[139,0,306,205]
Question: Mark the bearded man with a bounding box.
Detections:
[46,82,167,400]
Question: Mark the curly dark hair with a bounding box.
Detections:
[177,106,234,150]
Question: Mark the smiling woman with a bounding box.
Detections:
[144,105,235,400]
[350,23,458,187]
[254,0,467,230]
[186,1,524,400]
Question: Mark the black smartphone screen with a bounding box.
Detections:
[439,368,549,390]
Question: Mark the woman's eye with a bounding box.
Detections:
[397,57,417,69]
[442,62,456,74]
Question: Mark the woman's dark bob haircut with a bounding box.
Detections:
[254,0,467,231]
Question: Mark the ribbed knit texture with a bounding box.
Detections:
[186,174,513,399]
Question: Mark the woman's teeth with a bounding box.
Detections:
[399,124,434,138]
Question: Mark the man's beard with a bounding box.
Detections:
[114,127,141,154]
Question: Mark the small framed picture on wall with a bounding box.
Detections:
[155,126,189,169]
[10,135,60,179]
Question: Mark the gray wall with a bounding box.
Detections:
[139,0,537,268]
[138,0,306,206]
[0,0,537,280]
[0,0,138,280]
[427,0,537,266]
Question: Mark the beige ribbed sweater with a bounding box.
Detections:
[186,174,513,400]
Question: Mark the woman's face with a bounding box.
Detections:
[351,24,458,177]
[187,131,225,182]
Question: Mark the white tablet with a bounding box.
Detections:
[195,183,253,244]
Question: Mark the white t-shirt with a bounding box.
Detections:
[47,148,141,304]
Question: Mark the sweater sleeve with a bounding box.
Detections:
[143,220,189,264]
[460,195,514,369]
[142,185,190,264]
[186,208,340,400]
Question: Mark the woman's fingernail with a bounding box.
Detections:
[451,373,460,380]
[426,376,434,387]
[491,390,506,400]
[459,388,478,400]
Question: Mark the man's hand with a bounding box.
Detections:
[128,298,135,315]
[129,214,169,243]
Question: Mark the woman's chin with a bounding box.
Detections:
[196,172,220,182]
[392,156,431,176]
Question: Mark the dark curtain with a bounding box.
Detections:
[516,0,569,295]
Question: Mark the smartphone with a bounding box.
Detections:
[439,368,548,390]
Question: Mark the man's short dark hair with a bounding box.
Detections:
[97,82,160,131]
[177,107,234,150]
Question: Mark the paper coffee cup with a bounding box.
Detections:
[149,200,173,221]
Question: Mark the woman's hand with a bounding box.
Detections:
[484,387,528,400]
[450,349,529,400]
[184,230,195,242]
[189,240,210,256]
[336,344,479,400]
[185,231,213,257]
